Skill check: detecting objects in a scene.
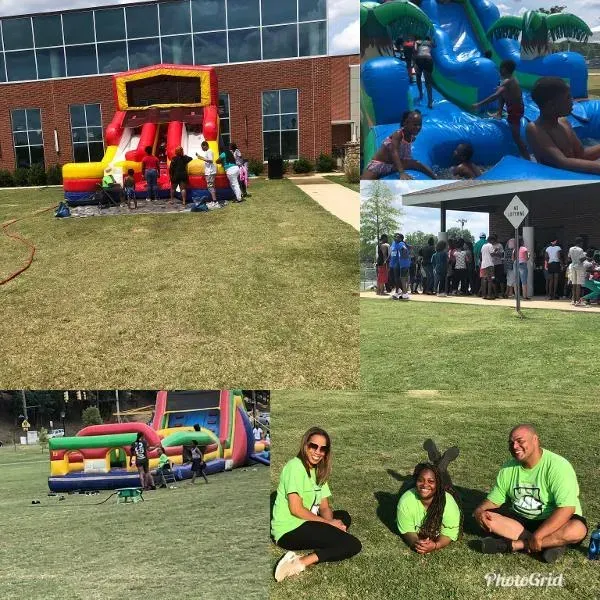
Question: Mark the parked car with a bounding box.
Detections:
[47,429,65,438]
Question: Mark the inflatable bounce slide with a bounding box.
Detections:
[62,64,235,204]
[48,390,270,492]
[361,0,600,180]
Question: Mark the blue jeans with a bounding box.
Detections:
[518,263,528,285]
[423,264,434,293]
[145,168,158,200]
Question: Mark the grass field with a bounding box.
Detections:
[0,445,269,600]
[322,175,360,193]
[270,391,600,600]
[588,70,600,98]
[0,180,358,389]
[361,299,600,394]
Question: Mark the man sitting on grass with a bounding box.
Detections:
[474,424,587,563]
[526,77,600,175]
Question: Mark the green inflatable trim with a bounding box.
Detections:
[160,429,219,448]
[49,433,138,450]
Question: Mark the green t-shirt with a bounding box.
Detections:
[102,174,115,188]
[271,457,331,542]
[396,488,461,541]
[487,449,582,520]
[158,453,169,468]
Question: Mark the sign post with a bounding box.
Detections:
[504,195,529,315]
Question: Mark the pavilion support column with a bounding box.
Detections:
[439,206,447,241]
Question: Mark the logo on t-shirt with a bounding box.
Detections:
[513,485,543,516]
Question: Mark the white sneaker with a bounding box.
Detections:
[401,293,410,300]
[274,552,305,582]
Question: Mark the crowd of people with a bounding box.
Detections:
[374,232,600,304]
[271,425,586,582]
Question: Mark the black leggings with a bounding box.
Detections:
[277,510,361,563]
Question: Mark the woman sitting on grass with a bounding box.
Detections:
[271,427,362,582]
[397,462,462,554]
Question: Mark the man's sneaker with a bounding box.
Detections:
[274,551,305,582]
[481,537,511,554]
[401,293,410,300]
[390,293,399,300]
[542,545,566,563]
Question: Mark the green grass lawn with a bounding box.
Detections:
[588,70,600,98]
[0,445,269,600]
[322,175,360,193]
[0,180,358,389]
[361,299,600,394]
[270,391,600,600]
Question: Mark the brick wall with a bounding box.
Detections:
[0,55,359,170]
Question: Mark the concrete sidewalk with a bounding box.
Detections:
[289,173,359,230]
[360,290,600,313]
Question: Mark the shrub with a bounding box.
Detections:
[82,406,102,426]
[46,164,63,185]
[28,163,47,186]
[13,168,29,186]
[345,164,360,184]
[293,157,314,174]
[282,160,290,173]
[315,153,336,173]
[247,159,264,176]
[0,169,15,187]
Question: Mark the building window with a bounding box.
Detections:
[228,28,260,63]
[62,11,95,45]
[70,103,104,163]
[2,18,33,51]
[12,108,44,168]
[262,24,297,60]
[94,8,126,42]
[226,0,260,29]
[299,21,326,56]
[159,1,191,36]
[161,35,193,65]
[193,32,227,65]
[262,89,298,160]
[191,0,226,32]
[219,93,230,148]
[5,50,37,81]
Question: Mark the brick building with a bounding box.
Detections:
[0,0,359,171]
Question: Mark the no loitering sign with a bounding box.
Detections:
[504,195,529,228]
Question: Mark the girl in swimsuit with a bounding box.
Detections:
[362,110,437,180]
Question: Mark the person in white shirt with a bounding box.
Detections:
[195,141,218,204]
[568,237,586,305]
[253,426,263,441]
[544,240,563,300]
[480,234,498,300]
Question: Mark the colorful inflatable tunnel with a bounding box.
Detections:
[48,390,269,492]
[62,64,235,205]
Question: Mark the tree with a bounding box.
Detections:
[446,227,475,243]
[360,181,403,262]
[405,231,437,251]
[82,406,102,427]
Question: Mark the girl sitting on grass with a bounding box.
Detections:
[272,427,362,582]
[397,462,462,553]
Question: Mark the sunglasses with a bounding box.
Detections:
[307,442,329,453]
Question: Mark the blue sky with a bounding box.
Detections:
[0,0,359,56]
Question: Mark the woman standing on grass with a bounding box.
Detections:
[169,146,193,206]
[216,148,242,202]
[271,427,362,582]
[397,463,462,554]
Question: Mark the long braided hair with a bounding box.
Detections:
[413,462,463,540]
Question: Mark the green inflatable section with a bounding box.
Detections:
[160,429,219,448]
[49,433,137,450]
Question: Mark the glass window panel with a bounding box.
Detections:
[161,35,193,65]
[11,109,27,131]
[193,32,227,65]
[89,142,105,162]
[126,5,159,39]
[281,130,298,159]
[27,109,41,131]
[73,143,89,162]
[262,91,279,115]
[33,14,63,48]
[191,0,225,32]
[28,129,42,145]
[299,21,326,56]
[228,28,260,62]
[262,24,297,60]
[66,44,97,77]
[13,131,28,146]
[127,38,161,69]
[226,0,259,29]
[159,1,191,36]
[72,128,87,143]
[36,48,66,79]
[263,115,279,130]
[97,41,128,74]
[220,118,229,134]
[63,11,95,45]
[70,105,86,128]
[263,131,280,159]
[299,0,326,21]
[280,89,297,113]
[85,103,102,126]
[87,127,103,142]
[95,8,126,42]
[30,145,45,167]
[261,0,296,25]
[15,146,31,168]
[6,50,36,81]
[3,18,33,51]
[219,93,229,115]
[281,113,298,130]
[221,132,230,147]
[0,54,6,83]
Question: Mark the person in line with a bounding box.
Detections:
[272,427,361,582]
[169,146,193,206]
[141,145,160,201]
[397,462,462,554]
[545,240,564,300]
[432,240,448,295]
[504,238,516,298]
[123,168,137,210]
[389,232,411,299]
[568,237,587,306]
[517,237,530,299]
[492,237,506,298]
[472,60,530,160]
[452,143,482,179]
[190,440,209,484]
[375,234,391,296]
[474,424,587,563]
[362,111,436,180]
[129,432,155,490]
[480,234,497,300]
[420,237,436,294]
[216,148,242,202]
[414,36,435,109]
[526,77,600,174]
[195,140,218,205]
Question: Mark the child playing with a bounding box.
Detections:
[124,168,136,209]
[362,110,436,180]
[526,77,600,175]
[195,141,218,204]
[452,143,482,179]
[472,59,530,160]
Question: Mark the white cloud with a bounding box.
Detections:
[327,0,358,20]
[330,18,359,55]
